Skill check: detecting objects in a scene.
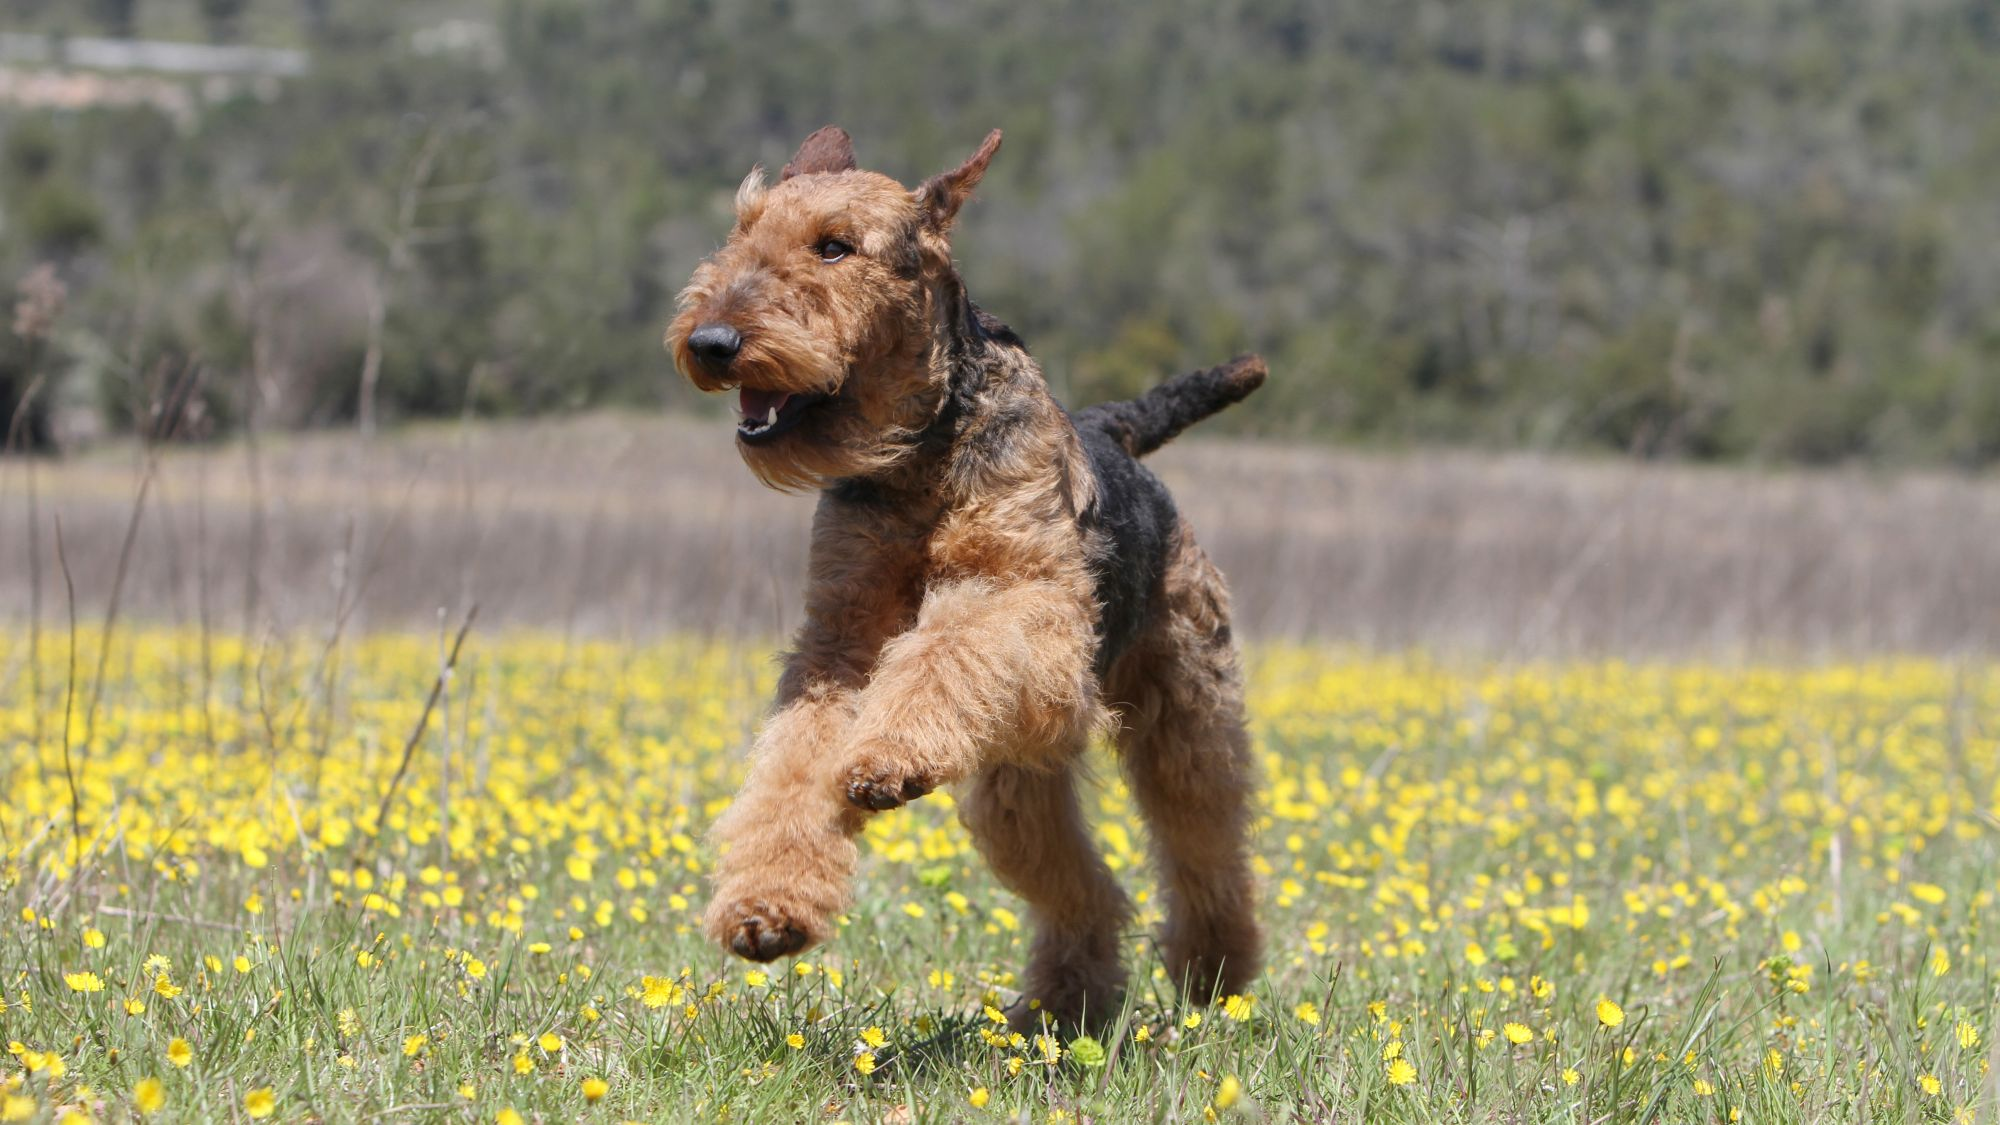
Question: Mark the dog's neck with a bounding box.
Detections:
[831,274,1046,505]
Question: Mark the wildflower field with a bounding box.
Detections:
[1,629,1996,1123]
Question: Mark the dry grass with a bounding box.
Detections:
[3,410,1997,655]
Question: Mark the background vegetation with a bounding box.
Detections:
[4,0,2000,464]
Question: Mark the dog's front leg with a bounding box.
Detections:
[703,684,867,961]
[840,578,1096,811]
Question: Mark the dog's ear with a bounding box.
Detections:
[781,126,856,180]
[916,129,1002,233]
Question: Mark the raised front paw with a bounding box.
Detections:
[842,744,938,811]
[705,896,818,962]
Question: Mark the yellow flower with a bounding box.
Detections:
[465,958,488,980]
[860,1026,888,1049]
[538,1032,563,1053]
[1183,1011,1202,1030]
[134,1076,165,1116]
[785,1033,804,1050]
[854,1051,877,1075]
[513,1054,535,1075]
[403,1034,427,1058]
[497,1110,525,1125]
[1561,1067,1581,1086]
[153,976,182,999]
[64,972,105,993]
[640,976,676,1009]
[1294,1001,1320,1026]
[1920,1074,1942,1097]
[1222,994,1255,1022]
[969,1086,989,1108]
[2,1096,32,1122]
[166,1039,192,1068]
[244,1087,275,1118]
[1386,1059,1417,1086]
[1503,1022,1534,1045]
[744,970,767,988]
[123,998,146,1016]
[233,955,252,974]
[1910,883,1947,905]
[83,928,106,949]
[1215,1075,1242,1109]
[1955,1021,1980,1049]
[1596,999,1625,1028]
[581,1077,608,1103]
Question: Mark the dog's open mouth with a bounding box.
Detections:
[736,387,827,444]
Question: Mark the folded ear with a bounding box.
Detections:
[781,126,856,180]
[916,129,1002,232]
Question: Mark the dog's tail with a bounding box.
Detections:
[1076,354,1267,458]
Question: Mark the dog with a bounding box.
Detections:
[667,125,1265,1028]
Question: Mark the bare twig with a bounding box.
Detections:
[358,125,449,439]
[372,603,479,837]
[54,516,81,861]
[8,375,49,796]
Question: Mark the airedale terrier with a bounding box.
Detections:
[667,126,1265,1027]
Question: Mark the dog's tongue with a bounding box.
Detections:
[738,387,792,419]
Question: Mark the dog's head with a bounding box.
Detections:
[667,126,1002,490]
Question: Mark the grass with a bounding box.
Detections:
[0,629,1996,1122]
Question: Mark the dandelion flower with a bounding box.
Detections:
[641,976,676,1009]
[64,972,104,993]
[1504,1022,1534,1045]
[243,1087,275,1119]
[969,1086,989,1108]
[166,1039,192,1068]
[1386,1059,1417,1086]
[1222,994,1255,1022]
[1294,1001,1320,1026]
[134,1077,165,1116]
[1596,999,1625,1028]
[1215,1075,1242,1109]
[581,1077,608,1103]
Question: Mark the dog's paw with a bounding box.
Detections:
[842,751,936,812]
[705,897,816,962]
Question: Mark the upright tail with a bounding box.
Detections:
[1075,354,1267,458]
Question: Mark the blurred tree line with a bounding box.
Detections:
[3,0,1999,465]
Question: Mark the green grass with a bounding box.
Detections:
[1,632,1997,1122]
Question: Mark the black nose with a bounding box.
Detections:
[687,323,742,366]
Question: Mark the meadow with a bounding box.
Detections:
[1,627,1996,1122]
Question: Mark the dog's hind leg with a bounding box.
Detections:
[1105,522,1262,1002]
[959,753,1131,1031]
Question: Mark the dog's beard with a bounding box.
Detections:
[738,401,920,493]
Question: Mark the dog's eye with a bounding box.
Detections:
[816,239,853,263]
